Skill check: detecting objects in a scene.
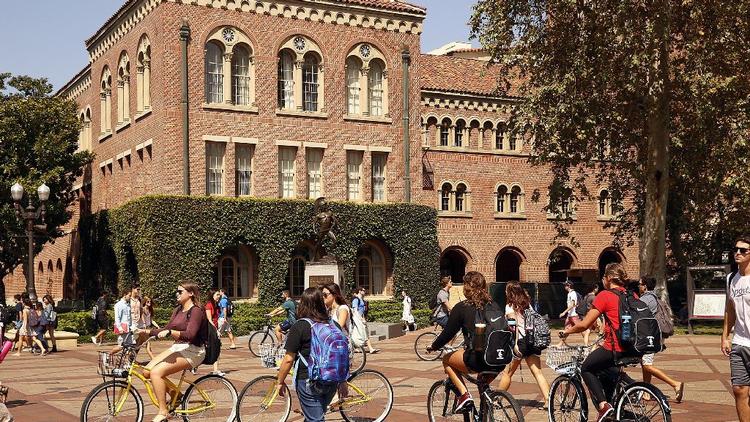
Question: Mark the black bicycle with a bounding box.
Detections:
[546,336,671,422]
[427,371,524,422]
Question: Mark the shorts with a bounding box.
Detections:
[280,320,294,332]
[435,315,449,328]
[730,344,750,386]
[565,316,580,329]
[462,349,500,374]
[118,332,134,346]
[218,318,232,334]
[96,315,109,330]
[169,343,206,369]
[641,353,655,366]
[516,336,543,358]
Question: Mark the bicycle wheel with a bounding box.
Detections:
[350,345,367,375]
[427,380,464,421]
[248,330,275,358]
[236,375,292,422]
[339,369,393,422]
[548,375,587,422]
[415,332,441,361]
[485,390,524,422]
[80,379,144,422]
[615,382,672,422]
[181,374,238,421]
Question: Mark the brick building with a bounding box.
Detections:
[3,0,637,302]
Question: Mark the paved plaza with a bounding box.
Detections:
[0,331,739,421]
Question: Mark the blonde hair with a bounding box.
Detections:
[603,263,628,286]
[463,271,492,309]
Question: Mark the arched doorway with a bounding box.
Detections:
[213,245,258,298]
[355,242,388,296]
[598,249,623,279]
[548,248,575,284]
[496,248,523,283]
[440,248,468,285]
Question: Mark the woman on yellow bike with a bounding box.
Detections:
[142,282,207,422]
[427,271,497,413]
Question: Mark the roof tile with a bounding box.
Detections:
[420,54,521,98]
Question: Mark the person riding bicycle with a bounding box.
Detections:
[267,289,297,343]
[141,282,207,422]
[426,271,497,413]
[559,262,634,422]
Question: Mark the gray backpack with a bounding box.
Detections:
[523,307,551,349]
[646,292,674,338]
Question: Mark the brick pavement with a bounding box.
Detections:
[0,332,738,421]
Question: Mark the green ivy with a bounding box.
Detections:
[79,196,440,306]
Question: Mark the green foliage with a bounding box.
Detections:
[80,196,440,306]
[0,73,93,300]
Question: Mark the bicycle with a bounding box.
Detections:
[236,358,394,421]
[427,371,524,422]
[248,317,281,358]
[415,323,465,361]
[546,335,671,422]
[80,337,238,421]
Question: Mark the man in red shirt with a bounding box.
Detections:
[560,262,631,422]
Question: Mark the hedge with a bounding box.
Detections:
[78,195,440,306]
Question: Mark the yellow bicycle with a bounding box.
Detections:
[80,338,238,421]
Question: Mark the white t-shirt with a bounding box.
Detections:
[505,304,526,337]
[332,304,353,337]
[567,290,579,317]
[728,272,750,347]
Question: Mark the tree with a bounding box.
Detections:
[470,0,750,296]
[0,73,93,302]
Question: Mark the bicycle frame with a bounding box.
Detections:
[259,378,372,413]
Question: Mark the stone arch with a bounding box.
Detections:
[598,248,624,279]
[355,239,394,296]
[440,246,472,285]
[548,247,577,284]
[495,247,526,283]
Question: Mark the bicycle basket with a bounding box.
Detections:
[545,345,589,374]
[97,351,134,378]
[259,344,285,369]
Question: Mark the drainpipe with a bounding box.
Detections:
[179,20,191,195]
[401,48,411,203]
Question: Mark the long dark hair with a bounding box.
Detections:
[42,294,55,309]
[297,287,329,322]
[323,283,346,306]
[179,281,202,307]
[463,271,492,309]
[143,296,155,315]
[505,282,530,313]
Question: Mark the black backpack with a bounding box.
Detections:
[185,306,222,366]
[574,291,588,317]
[225,296,234,318]
[474,302,514,368]
[606,289,662,356]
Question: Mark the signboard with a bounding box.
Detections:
[691,291,725,319]
[687,265,730,332]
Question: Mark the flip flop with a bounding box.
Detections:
[369,349,380,354]
[675,382,685,403]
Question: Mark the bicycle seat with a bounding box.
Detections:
[615,356,641,367]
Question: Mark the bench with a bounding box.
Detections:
[4,330,80,351]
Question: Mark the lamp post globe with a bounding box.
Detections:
[10,183,24,202]
[37,183,50,202]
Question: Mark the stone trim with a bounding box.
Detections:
[303,142,328,149]
[343,144,368,151]
[202,135,231,143]
[276,140,302,147]
[59,68,91,101]
[369,146,392,153]
[421,92,518,114]
[233,137,259,144]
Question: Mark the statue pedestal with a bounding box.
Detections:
[305,256,342,289]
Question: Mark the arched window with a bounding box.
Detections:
[117,52,130,126]
[278,50,295,110]
[599,189,610,216]
[100,67,112,134]
[495,123,505,149]
[455,183,467,211]
[510,186,521,213]
[213,246,258,298]
[355,243,387,295]
[346,57,362,115]
[137,35,151,114]
[496,185,508,212]
[440,118,451,147]
[84,108,92,150]
[232,44,252,106]
[78,112,86,150]
[205,42,224,104]
[454,120,465,147]
[302,53,320,112]
[368,60,384,116]
[287,256,306,297]
[441,182,452,211]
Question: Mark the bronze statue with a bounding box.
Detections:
[312,197,337,261]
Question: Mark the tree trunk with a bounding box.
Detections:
[640,0,671,300]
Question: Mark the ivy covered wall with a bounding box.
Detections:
[80,196,440,306]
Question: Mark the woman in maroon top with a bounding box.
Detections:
[560,262,632,422]
[204,290,224,376]
[141,282,207,422]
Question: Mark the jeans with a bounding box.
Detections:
[435,315,449,329]
[581,347,621,405]
[295,379,338,422]
[34,327,48,350]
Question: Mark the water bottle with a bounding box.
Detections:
[621,315,632,342]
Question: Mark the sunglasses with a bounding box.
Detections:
[322,292,330,298]
[735,247,750,255]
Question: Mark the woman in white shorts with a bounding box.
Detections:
[141,282,207,422]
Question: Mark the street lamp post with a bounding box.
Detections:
[10,182,50,303]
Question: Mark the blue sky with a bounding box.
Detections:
[0,0,478,91]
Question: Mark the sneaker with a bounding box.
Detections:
[91,336,98,345]
[454,392,473,413]
[212,371,226,377]
[596,403,614,422]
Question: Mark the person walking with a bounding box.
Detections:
[267,290,297,343]
[204,290,224,375]
[92,292,109,346]
[130,285,144,331]
[113,290,133,349]
[432,277,453,328]
[722,236,750,421]
[218,289,237,349]
[401,290,415,332]
[638,276,685,402]
[142,282,207,422]
[42,295,58,353]
[322,283,351,336]
[142,296,160,360]
[276,287,343,422]
[32,302,49,354]
[352,288,379,354]
[559,281,586,345]
[12,298,46,356]
[499,282,550,406]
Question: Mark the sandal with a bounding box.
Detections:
[152,414,170,422]
[675,382,685,403]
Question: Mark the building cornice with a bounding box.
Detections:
[86,0,424,62]
[421,89,520,114]
[56,65,92,100]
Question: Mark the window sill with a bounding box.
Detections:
[494,213,527,220]
[343,114,393,124]
[547,214,578,221]
[203,103,259,114]
[438,211,473,218]
[275,109,328,119]
[98,131,112,142]
[597,216,621,222]
[115,121,131,133]
[134,109,152,122]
